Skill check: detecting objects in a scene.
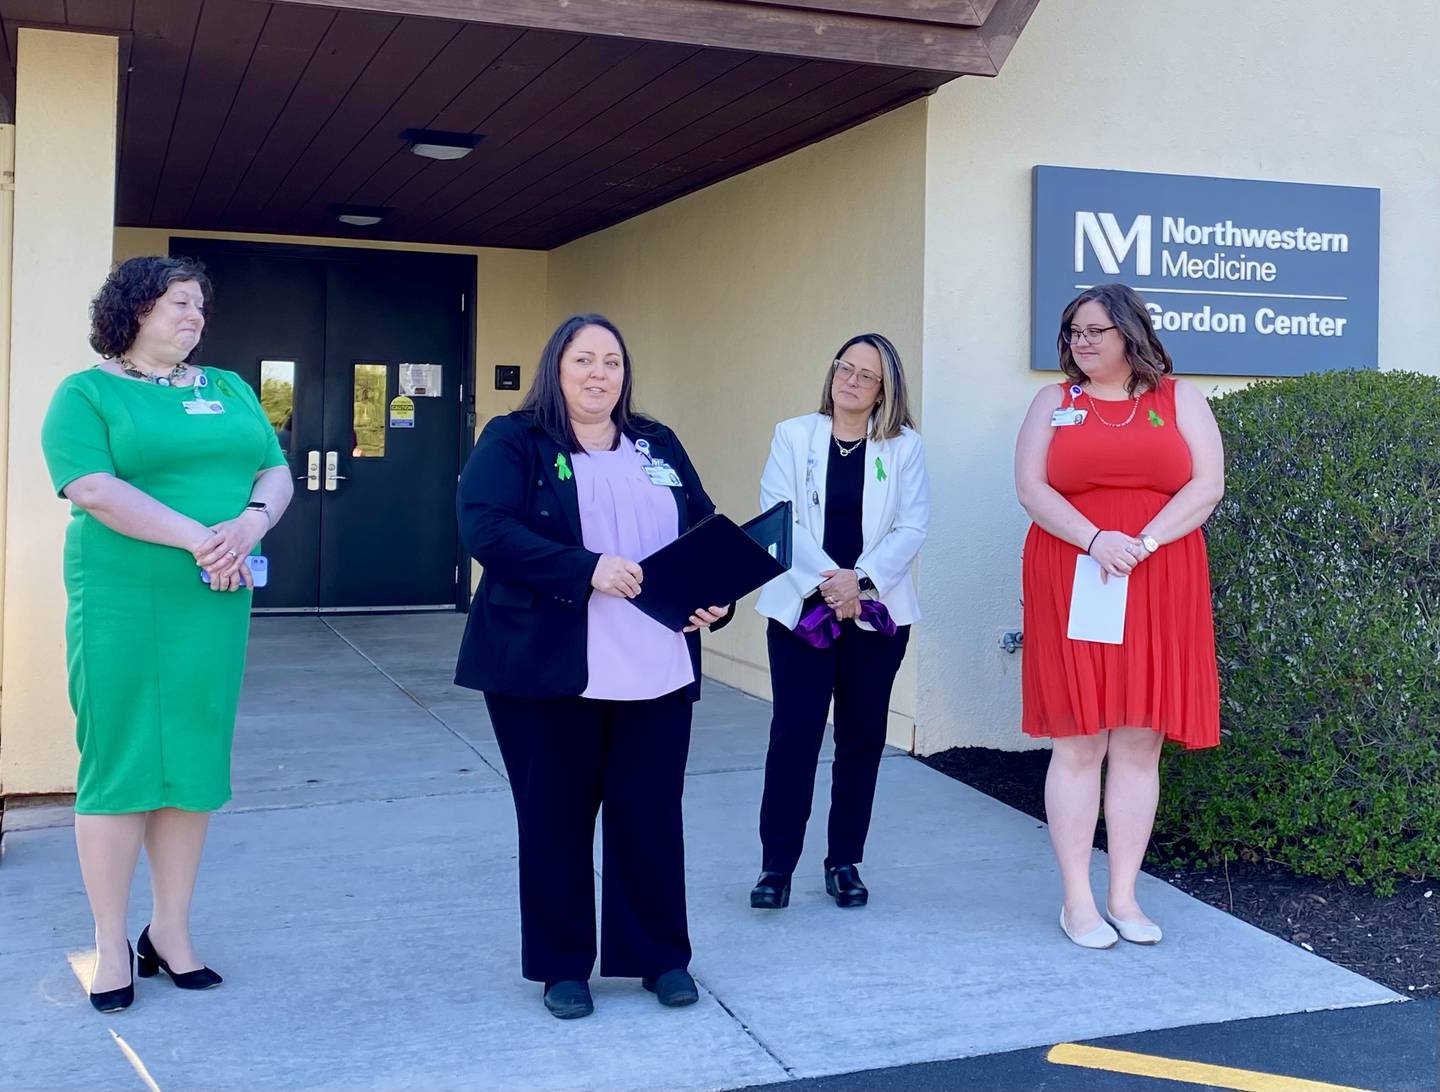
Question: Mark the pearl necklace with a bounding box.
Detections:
[119,356,189,386]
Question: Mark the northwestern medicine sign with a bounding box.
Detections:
[1032,167,1380,376]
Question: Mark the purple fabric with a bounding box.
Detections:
[793,600,898,648]
[573,435,694,700]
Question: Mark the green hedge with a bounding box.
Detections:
[1155,369,1440,893]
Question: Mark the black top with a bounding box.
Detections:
[823,435,867,571]
[453,411,730,701]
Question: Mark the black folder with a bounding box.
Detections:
[631,501,793,632]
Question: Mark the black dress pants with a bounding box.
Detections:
[484,688,693,983]
[759,617,911,875]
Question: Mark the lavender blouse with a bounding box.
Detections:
[573,435,694,701]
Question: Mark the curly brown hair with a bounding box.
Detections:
[1056,283,1173,395]
[89,256,212,360]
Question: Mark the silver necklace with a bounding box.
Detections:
[1084,389,1140,428]
[119,356,189,386]
[832,435,865,456]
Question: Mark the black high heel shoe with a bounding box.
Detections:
[89,942,135,1013]
[137,926,223,990]
[824,864,869,908]
[749,871,791,909]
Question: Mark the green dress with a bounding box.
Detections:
[41,367,286,814]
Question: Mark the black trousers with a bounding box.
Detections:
[484,688,693,983]
[759,617,911,875]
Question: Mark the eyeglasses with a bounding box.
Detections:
[1063,325,1117,345]
[833,360,882,388]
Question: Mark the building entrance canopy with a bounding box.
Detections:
[0,0,1036,248]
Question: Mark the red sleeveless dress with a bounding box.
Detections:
[1021,377,1220,749]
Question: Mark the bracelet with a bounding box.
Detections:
[1085,530,1101,555]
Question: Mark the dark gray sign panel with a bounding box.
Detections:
[1032,166,1380,376]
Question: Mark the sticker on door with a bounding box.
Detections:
[389,395,415,428]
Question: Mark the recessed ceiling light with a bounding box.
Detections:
[332,204,390,227]
[402,128,483,161]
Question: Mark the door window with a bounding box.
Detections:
[352,363,387,458]
[260,359,296,455]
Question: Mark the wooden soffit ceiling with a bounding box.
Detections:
[1,0,1039,249]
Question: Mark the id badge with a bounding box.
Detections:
[201,554,268,587]
[183,373,225,415]
[1050,407,1087,427]
[644,462,683,487]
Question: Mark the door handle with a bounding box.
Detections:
[324,451,348,492]
[301,450,321,491]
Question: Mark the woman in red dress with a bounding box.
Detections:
[1014,283,1224,949]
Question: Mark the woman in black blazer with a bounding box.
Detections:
[455,313,729,1020]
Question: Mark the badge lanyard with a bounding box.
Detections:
[634,437,682,488]
[1050,384,1087,428]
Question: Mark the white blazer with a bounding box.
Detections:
[755,412,930,631]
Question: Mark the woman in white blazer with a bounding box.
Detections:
[751,334,929,910]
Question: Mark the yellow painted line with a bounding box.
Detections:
[1046,1043,1380,1092]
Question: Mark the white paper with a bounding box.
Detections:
[399,363,443,397]
[1067,555,1128,644]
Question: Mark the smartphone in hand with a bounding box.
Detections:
[201,555,268,588]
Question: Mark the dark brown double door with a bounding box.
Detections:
[175,239,474,611]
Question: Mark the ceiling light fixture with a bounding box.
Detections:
[332,204,391,227]
[402,128,484,161]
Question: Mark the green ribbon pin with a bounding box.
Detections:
[1148,409,1166,427]
[215,376,236,397]
[875,456,887,482]
[555,453,573,481]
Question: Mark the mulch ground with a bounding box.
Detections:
[919,746,1438,998]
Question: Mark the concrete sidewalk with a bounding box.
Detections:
[0,615,1400,1092]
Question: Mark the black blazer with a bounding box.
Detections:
[454,410,730,700]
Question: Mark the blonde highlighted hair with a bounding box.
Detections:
[818,333,915,440]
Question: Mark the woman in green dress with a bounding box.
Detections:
[41,256,293,1012]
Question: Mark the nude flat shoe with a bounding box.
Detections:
[1105,906,1163,945]
[1060,906,1118,949]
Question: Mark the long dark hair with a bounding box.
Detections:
[1057,283,1173,395]
[520,313,636,453]
[89,255,213,360]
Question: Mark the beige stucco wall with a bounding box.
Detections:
[0,126,15,678]
[917,0,1440,752]
[545,101,928,747]
[0,30,118,796]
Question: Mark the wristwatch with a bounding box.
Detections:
[1140,534,1160,554]
[245,500,272,525]
[856,569,875,592]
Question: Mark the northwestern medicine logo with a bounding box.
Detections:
[1073,211,1351,337]
[1033,167,1378,376]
